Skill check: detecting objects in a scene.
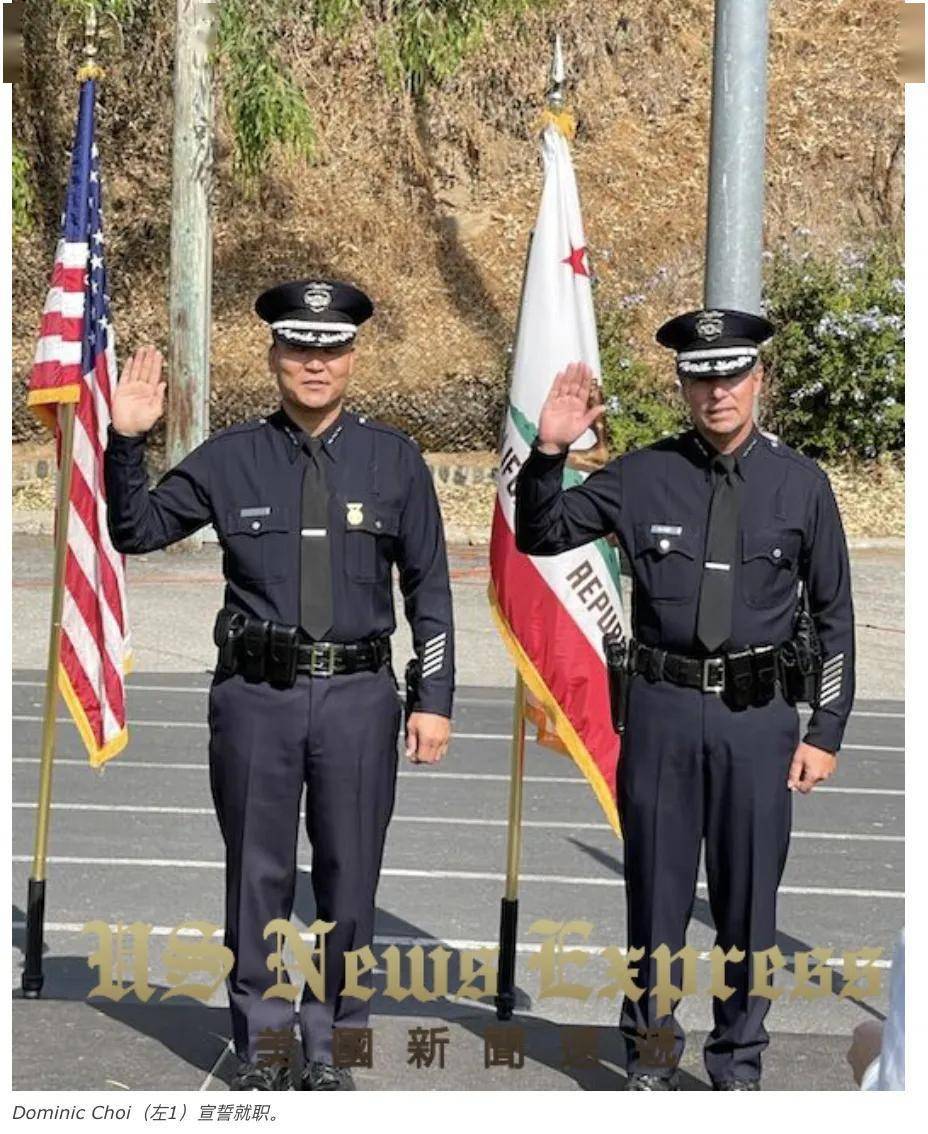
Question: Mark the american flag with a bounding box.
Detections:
[26,79,131,768]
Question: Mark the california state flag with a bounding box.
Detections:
[488,119,627,835]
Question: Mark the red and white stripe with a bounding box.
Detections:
[28,238,130,766]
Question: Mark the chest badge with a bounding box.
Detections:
[346,501,364,526]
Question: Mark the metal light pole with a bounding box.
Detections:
[703,0,770,315]
[167,1,217,521]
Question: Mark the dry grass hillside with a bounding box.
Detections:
[12,0,902,450]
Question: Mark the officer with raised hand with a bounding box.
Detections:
[514,309,854,1091]
[104,279,454,1091]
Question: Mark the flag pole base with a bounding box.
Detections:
[21,878,46,998]
[495,896,519,1020]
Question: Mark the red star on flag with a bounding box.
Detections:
[562,244,590,277]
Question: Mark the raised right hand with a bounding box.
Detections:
[111,344,166,438]
[536,362,605,454]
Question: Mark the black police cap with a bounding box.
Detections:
[656,308,774,379]
[255,278,374,348]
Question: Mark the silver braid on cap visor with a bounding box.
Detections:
[272,320,357,346]
[677,347,758,377]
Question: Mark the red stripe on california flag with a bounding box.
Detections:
[490,505,618,798]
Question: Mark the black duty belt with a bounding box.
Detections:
[213,608,391,686]
[295,638,392,677]
[629,639,782,708]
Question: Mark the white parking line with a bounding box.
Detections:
[9,681,908,719]
[9,757,906,795]
[199,1041,234,1092]
[10,715,905,755]
[9,801,904,842]
[9,854,904,898]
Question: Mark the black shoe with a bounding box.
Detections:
[301,1061,356,1091]
[713,1078,760,1091]
[230,1061,292,1091]
[626,1071,678,1091]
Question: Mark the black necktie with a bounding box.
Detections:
[695,453,739,653]
[300,435,333,640]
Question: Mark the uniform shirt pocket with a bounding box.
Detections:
[740,527,802,608]
[223,505,292,584]
[341,496,401,583]
[633,521,701,602]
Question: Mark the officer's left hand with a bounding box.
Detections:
[787,741,837,793]
[406,712,451,764]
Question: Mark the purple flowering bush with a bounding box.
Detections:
[762,242,904,459]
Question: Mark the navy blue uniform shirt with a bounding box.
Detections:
[514,427,854,752]
[104,405,455,717]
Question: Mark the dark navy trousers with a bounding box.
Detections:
[617,675,798,1084]
[207,663,402,1063]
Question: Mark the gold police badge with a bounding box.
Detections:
[346,502,364,526]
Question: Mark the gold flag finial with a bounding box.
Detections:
[57,2,124,81]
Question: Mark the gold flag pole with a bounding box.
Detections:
[494,671,527,1019]
[493,34,568,1022]
[22,3,112,999]
[22,406,76,997]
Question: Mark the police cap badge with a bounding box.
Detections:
[656,308,774,380]
[255,278,374,348]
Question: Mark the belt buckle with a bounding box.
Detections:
[702,656,725,694]
[311,643,337,678]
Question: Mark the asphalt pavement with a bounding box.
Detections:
[10,537,904,1091]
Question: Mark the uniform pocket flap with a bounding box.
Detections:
[742,528,801,566]
[225,506,290,536]
[342,499,400,537]
[634,522,699,560]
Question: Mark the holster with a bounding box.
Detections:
[778,585,823,706]
[213,609,247,675]
[603,631,630,736]
[267,623,299,688]
[778,638,820,706]
[404,657,421,734]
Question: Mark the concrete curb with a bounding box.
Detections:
[11,447,904,550]
[422,458,497,487]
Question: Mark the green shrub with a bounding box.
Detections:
[598,243,904,461]
[12,142,34,238]
[599,303,686,455]
[217,0,316,181]
[310,0,364,37]
[373,0,552,95]
[761,242,904,459]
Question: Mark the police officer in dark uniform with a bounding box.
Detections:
[104,279,454,1091]
[514,310,854,1090]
